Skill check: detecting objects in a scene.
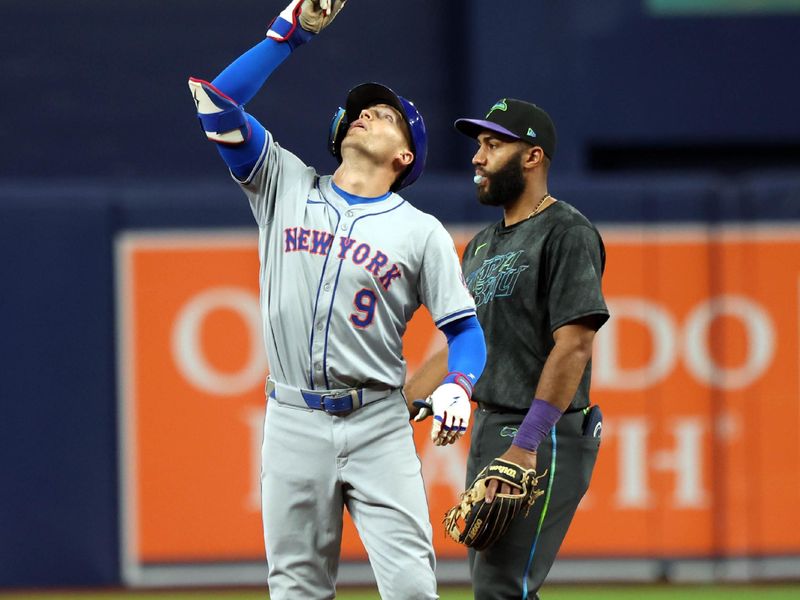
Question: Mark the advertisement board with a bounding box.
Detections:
[116,225,800,585]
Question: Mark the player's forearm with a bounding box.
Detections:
[212,39,293,105]
[404,348,448,410]
[534,337,593,412]
[512,323,595,453]
[206,39,293,179]
[440,315,486,397]
[406,316,485,419]
[189,33,294,178]
[213,0,343,102]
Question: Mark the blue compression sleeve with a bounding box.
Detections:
[439,315,486,397]
[212,38,292,105]
[208,39,293,178]
[223,114,266,178]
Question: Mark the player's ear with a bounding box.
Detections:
[522,145,546,170]
[395,148,414,169]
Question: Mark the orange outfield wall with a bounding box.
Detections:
[116,225,800,567]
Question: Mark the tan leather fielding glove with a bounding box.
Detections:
[299,0,348,34]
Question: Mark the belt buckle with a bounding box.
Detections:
[321,389,360,414]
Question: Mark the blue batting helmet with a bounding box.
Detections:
[328,82,427,191]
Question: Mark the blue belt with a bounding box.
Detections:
[301,389,363,413]
[269,379,394,415]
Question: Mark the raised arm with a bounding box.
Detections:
[188,1,347,178]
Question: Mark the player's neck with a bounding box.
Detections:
[333,163,394,198]
[503,184,553,227]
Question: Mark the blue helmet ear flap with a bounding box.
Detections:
[328,107,348,161]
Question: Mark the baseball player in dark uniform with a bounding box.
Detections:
[408,98,609,599]
[187,2,486,598]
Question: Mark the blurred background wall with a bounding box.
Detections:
[1,0,799,589]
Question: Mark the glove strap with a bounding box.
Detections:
[198,106,247,137]
[513,398,561,452]
[267,0,316,50]
[442,371,474,399]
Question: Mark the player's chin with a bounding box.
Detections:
[340,135,357,151]
[341,136,375,156]
[477,186,502,207]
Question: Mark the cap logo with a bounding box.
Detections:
[486,99,508,118]
[527,127,537,138]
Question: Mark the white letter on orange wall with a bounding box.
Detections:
[614,417,652,508]
[594,298,678,390]
[172,287,267,396]
[651,418,709,509]
[683,295,775,390]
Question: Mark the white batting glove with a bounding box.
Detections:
[423,383,472,446]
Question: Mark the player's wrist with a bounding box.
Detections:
[512,398,562,452]
[441,371,474,400]
[502,444,538,470]
[267,1,315,49]
[267,0,346,48]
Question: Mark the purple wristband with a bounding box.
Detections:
[513,398,562,452]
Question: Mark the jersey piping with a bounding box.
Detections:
[307,179,342,388]
[319,194,407,390]
[522,427,557,598]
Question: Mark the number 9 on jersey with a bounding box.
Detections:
[350,288,377,328]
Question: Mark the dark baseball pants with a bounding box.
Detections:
[467,406,601,600]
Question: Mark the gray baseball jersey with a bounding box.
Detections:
[238,132,471,599]
[238,133,476,391]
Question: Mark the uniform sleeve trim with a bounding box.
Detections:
[435,308,477,328]
[550,309,610,333]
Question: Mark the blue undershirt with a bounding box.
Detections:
[331,181,391,205]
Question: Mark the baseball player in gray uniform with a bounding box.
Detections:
[187,2,487,598]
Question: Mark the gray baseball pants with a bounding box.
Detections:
[260,388,437,599]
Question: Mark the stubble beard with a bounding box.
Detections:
[477,150,526,208]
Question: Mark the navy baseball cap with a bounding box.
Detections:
[454,98,557,159]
